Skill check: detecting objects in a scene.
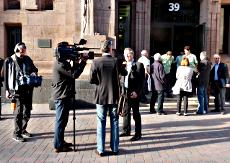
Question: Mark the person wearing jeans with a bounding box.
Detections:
[54,98,71,149]
[52,41,87,153]
[90,40,127,156]
[96,104,119,154]
[196,51,211,114]
[149,53,167,115]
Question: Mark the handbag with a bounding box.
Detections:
[117,94,126,117]
[25,75,42,87]
[11,54,42,87]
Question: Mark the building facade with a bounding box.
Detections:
[0,0,230,77]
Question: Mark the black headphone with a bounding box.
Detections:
[14,42,26,53]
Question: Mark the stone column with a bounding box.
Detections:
[135,0,151,57]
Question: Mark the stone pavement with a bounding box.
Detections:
[0,97,230,163]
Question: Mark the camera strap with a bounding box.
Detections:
[11,54,24,76]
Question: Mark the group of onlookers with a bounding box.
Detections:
[137,46,230,117]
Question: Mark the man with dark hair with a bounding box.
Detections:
[90,40,127,156]
[52,42,88,152]
[183,46,198,95]
[4,42,38,142]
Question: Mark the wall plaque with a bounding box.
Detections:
[38,39,52,48]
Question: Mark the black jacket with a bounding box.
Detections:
[90,55,127,105]
[121,61,145,99]
[210,62,229,88]
[4,55,38,91]
[52,60,86,100]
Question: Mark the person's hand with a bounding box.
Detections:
[6,90,12,99]
[130,91,137,99]
[30,72,37,76]
[81,53,89,62]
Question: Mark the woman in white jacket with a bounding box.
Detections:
[173,57,193,116]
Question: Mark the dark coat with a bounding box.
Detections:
[150,61,166,91]
[210,62,229,88]
[120,61,145,99]
[4,55,38,91]
[89,55,127,105]
[197,59,211,87]
[52,59,86,100]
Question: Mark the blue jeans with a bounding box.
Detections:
[96,104,119,153]
[197,86,208,113]
[54,98,71,149]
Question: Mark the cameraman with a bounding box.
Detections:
[4,42,38,142]
[52,42,88,153]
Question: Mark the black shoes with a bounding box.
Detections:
[63,141,73,147]
[157,111,167,115]
[130,135,142,141]
[12,135,25,142]
[119,132,131,137]
[54,147,73,153]
[210,109,220,112]
[150,110,156,114]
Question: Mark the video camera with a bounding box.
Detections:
[55,39,94,61]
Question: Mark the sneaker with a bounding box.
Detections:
[12,135,25,142]
[95,150,106,157]
[176,112,182,116]
[184,113,188,116]
[22,131,32,138]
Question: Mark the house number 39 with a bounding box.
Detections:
[168,3,180,12]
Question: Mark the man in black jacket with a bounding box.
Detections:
[4,42,38,142]
[210,54,230,114]
[120,48,145,141]
[52,42,87,152]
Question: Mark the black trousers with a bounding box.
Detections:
[14,86,33,136]
[122,96,142,136]
[177,91,190,113]
[212,81,226,111]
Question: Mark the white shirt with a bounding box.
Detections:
[124,61,133,88]
[138,56,150,70]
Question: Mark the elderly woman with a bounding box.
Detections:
[172,57,193,116]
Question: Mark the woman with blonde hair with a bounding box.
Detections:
[172,57,193,116]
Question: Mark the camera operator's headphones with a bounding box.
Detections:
[14,42,26,53]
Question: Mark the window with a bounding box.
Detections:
[25,0,53,11]
[40,0,53,10]
[5,0,20,10]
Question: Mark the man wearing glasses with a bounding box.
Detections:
[210,54,230,114]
